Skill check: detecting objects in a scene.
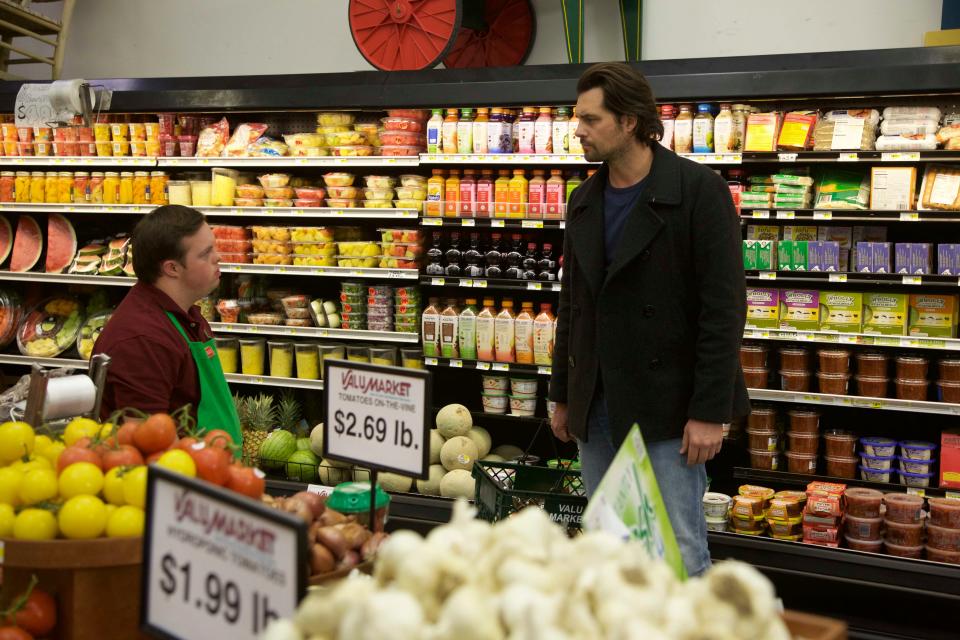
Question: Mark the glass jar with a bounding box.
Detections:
[29,172,44,203]
[14,171,30,203]
[73,172,89,203]
[150,171,168,205]
[167,180,191,206]
[119,172,134,205]
[57,172,74,203]
[0,171,14,202]
[132,171,150,205]
[44,171,59,203]
[215,337,239,374]
[89,172,104,204]
[103,172,120,204]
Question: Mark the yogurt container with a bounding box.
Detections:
[705,517,729,532]
[510,377,538,397]
[702,492,731,519]
[860,436,896,457]
[860,466,893,483]
[481,375,509,393]
[860,452,896,471]
[899,440,936,461]
[481,393,508,415]
[898,469,934,488]
[898,456,936,475]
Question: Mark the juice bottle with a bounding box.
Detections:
[457,108,474,155]
[565,172,582,210]
[534,107,553,154]
[444,169,460,217]
[472,107,489,154]
[425,232,444,275]
[674,104,694,153]
[533,303,555,365]
[504,235,523,279]
[515,301,535,364]
[476,298,497,361]
[568,107,584,154]
[693,103,714,153]
[495,299,517,363]
[660,105,676,150]
[506,109,519,152]
[441,108,459,154]
[545,169,565,219]
[551,106,570,154]
[476,168,494,217]
[425,168,444,217]
[444,232,463,276]
[507,168,528,218]
[487,107,506,154]
[459,168,477,217]
[518,107,536,154]
[422,297,441,357]
[714,103,734,153]
[426,108,443,154]
[527,169,545,219]
[458,299,478,360]
[439,299,460,358]
[485,233,505,278]
[463,234,484,277]
[493,168,510,218]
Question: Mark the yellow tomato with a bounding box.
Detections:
[0,421,35,464]
[103,467,127,506]
[34,434,53,454]
[13,508,57,540]
[0,467,23,507]
[63,417,100,447]
[106,505,145,538]
[58,495,107,539]
[19,468,58,505]
[105,503,117,519]
[0,503,14,537]
[99,423,115,440]
[58,462,105,499]
[13,455,52,474]
[156,450,196,478]
[122,465,148,509]
[40,442,65,469]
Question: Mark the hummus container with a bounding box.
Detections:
[739,484,775,506]
[895,378,928,400]
[937,380,960,403]
[779,370,811,392]
[788,409,820,433]
[925,545,960,564]
[844,488,884,518]
[510,377,538,397]
[509,395,537,416]
[861,437,897,457]
[884,541,923,558]
[845,514,883,541]
[896,355,928,380]
[856,375,889,397]
[860,466,893,483]
[740,344,768,368]
[702,492,731,519]
[742,367,768,388]
[900,440,936,460]
[898,456,935,475]
[745,428,779,452]
[825,455,858,478]
[748,449,779,470]
[785,451,817,474]
[824,430,857,457]
[705,518,729,532]
[884,519,923,547]
[898,469,934,488]
[779,346,810,372]
[939,358,960,382]
[861,452,896,471]
[732,494,766,519]
[818,349,851,374]
[845,535,883,553]
[856,352,889,377]
[788,431,819,454]
[748,405,777,430]
[817,372,849,395]
[928,498,960,528]
[926,523,960,551]
[883,493,924,524]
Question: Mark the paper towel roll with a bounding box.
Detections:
[43,374,97,420]
[48,79,90,116]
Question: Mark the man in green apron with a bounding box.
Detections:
[93,205,241,446]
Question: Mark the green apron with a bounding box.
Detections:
[166,312,242,450]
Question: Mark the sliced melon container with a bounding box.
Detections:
[77,309,114,360]
[0,288,24,349]
[17,295,85,358]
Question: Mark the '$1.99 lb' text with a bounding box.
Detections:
[333,410,418,449]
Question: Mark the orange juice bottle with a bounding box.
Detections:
[533,303,555,365]
[476,298,497,361]
[441,108,459,154]
[495,299,516,363]
[425,168,444,217]
[514,301,535,364]
[444,169,460,217]
[545,169,565,219]
[493,169,510,218]
[527,169,545,219]
[507,169,528,218]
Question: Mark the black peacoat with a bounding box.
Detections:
[549,143,750,447]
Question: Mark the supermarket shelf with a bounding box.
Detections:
[0,354,88,369]
[157,156,420,168]
[0,271,135,287]
[746,270,960,287]
[747,388,960,415]
[742,208,960,223]
[197,206,419,219]
[0,203,155,215]
[742,327,960,352]
[424,356,552,377]
[421,218,565,230]
[210,322,418,343]
[0,156,157,167]
[420,153,596,165]
[732,467,960,500]
[219,263,418,279]
[686,150,960,165]
[223,373,324,390]
[420,275,561,292]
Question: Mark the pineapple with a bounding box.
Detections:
[242,393,276,466]
[276,390,303,435]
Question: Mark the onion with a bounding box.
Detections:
[293,490,326,518]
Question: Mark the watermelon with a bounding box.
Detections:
[9,216,41,272]
[78,243,107,257]
[122,262,136,277]
[69,256,100,274]
[0,215,11,267]
[259,430,297,470]
[45,214,77,274]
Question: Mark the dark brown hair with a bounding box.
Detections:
[577,62,663,145]
[132,205,206,284]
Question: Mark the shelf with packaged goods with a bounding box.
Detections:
[198,206,419,219]
[0,272,136,287]
[0,156,158,167]
[741,209,960,223]
[420,275,561,292]
[420,218,565,230]
[420,153,596,165]
[745,270,960,288]
[157,156,421,168]
[219,263,419,279]
[683,150,960,164]
[223,373,324,390]
[0,353,88,369]
[742,327,960,352]
[748,387,960,415]
[0,203,155,215]
[210,322,418,344]
[732,467,960,501]
[424,356,552,377]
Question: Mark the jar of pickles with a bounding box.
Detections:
[14,171,29,203]
[132,171,150,204]
[0,172,14,202]
[89,172,104,204]
[119,172,134,205]
[58,172,74,203]
[150,171,168,205]
[73,172,89,203]
[45,172,58,203]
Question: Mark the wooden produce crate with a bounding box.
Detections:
[784,610,848,640]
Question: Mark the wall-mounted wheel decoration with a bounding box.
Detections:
[442,0,536,69]
[349,0,463,71]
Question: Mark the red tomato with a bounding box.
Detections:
[101,445,144,471]
[133,414,177,454]
[145,450,165,465]
[13,588,55,637]
[226,465,265,499]
[203,430,235,451]
[175,437,199,452]
[0,627,33,640]
[117,421,139,447]
[190,444,231,486]
[56,446,103,474]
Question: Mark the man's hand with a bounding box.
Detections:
[551,402,572,442]
[680,418,723,465]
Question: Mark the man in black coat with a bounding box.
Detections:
[549,63,749,576]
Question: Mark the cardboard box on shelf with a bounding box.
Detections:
[909,294,959,338]
[819,291,863,333]
[863,292,908,336]
[780,289,820,331]
[941,429,960,489]
[746,287,780,329]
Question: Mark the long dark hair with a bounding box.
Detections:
[576,62,663,145]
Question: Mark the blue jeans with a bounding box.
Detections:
[578,391,711,577]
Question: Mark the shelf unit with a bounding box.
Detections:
[733,467,960,500]
[0,272,135,287]
[420,275,561,292]
[421,218,564,229]
[0,156,156,167]
[210,322,418,343]
[742,327,960,351]
[742,208,960,223]
[420,153,595,165]
[157,156,420,168]
[219,264,418,279]
[747,387,960,415]
[0,203,419,219]
[745,270,960,287]
[423,356,552,377]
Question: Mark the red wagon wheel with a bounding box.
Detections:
[442,0,535,68]
[349,0,463,71]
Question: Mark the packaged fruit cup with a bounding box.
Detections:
[246,313,284,325]
[860,466,893,483]
[510,377,538,397]
[322,172,355,187]
[861,436,896,457]
[899,469,934,488]
[779,370,811,392]
[379,130,424,146]
[381,117,424,132]
[291,227,334,242]
[179,135,197,156]
[856,375,889,397]
[347,345,370,362]
[844,488,884,518]
[748,405,777,430]
[896,355,928,380]
[785,451,817,474]
[291,242,336,257]
[294,187,326,200]
[817,372,850,395]
[318,344,347,375]
[926,523,960,551]
[363,188,395,201]
[883,492,924,523]
[370,347,398,366]
[482,393,508,414]
[327,198,360,208]
[884,519,923,546]
[363,175,396,190]
[258,173,291,188]
[895,378,928,400]
[745,428,778,452]
[818,349,851,374]
[263,198,293,208]
[364,199,394,208]
[845,514,883,541]
[293,199,322,208]
[823,430,857,457]
[824,455,858,478]
[928,498,960,528]
[214,337,239,374]
[510,396,537,416]
[779,346,810,371]
[883,540,923,558]
[395,186,427,200]
[263,186,294,199]
[939,358,960,381]
[925,545,960,564]
[749,449,779,471]
[845,536,883,553]
[250,226,291,241]
[379,145,423,156]
[400,174,428,188]
[860,452,896,471]
[239,338,265,376]
[317,112,356,127]
[742,367,768,388]
[739,344,768,368]
[937,380,960,403]
[253,254,294,266]
[388,109,429,120]
[326,185,360,199]
[899,456,935,475]
[899,440,936,460]
[788,409,819,432]
[331,145,373,156]
[702,492,731,519]
[380,228,422,243]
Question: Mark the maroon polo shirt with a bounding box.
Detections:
[93,281,212,421]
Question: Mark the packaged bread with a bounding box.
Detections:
[875,134,938,151]
[920,164,960,210]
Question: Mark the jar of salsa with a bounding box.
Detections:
[0,172,15,202]
[29,172,45,203]
[103,172,120,205]
[14,172,30,203]
[150,171,168,205]
[58,172,74,203]
[89,172,104,204]
[132,171,150,204]
[45,171,59,203]
[119,172,134,205]
[73,172,89,203]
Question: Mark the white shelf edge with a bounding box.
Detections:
[158,157,420,168]
[0,271,136,286]
[743,329,960,352]
[197,206,419,219]
[219,264,418,279]
[420,153,597,165]
[0,203,155,215]
[748,388,960,415]
[423,357,552,376]
[224,373,324,390]
[0,156,157,167]
[210,323,419,343]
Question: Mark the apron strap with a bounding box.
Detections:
[165,311,192,342]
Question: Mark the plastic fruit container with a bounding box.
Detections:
[818,372,850,395]
[844,488,884,518]
[233,197,263,207]
[748,449,779,470]
[322,173,355,187]
[896,356,928,380]
[745,428,779,452]
[860,466,893,483]
[898,456,935,475]
[253,253,293,265]
[748,406,777,430]
[788,409,820,433]
[363,188,394,201]
[884,541,923,558]
[400,174,427,188]
[823,430,857,457]
[215,239,252,253]
[252,239,292,254]
[364,199,395,209]
[217,252,251,264]
[387,109,428,120]
[740,344,768,368]
[379,145,422,156]
[779,346,810,371]
[861,436,897,457]
[250,226,291,241]
[331,145,373,157]
[258,173,290,188]
[884,519,923,546]
[818,349,851,373]
[861,452,896,471]
[246,313,284,325]
[395,186,427,200]
[900,440,936,460]
[263,198,293,208]
[825,455,858,478]
[785,451,817,474]
[883,493,924,524]
[780,370,811,391]
[263,186,294,199]
[939,358,960,381]
[856,352,889,377]
[928,498,960,528]
[326,186,360,199]
[787,431,819,454]
[702,493,731,519]
[291,242,336,257]
[899,469,934,488]
[379,130,423,146]
[290,227,334,243]
[926,523,960,551]
[937,380,960,403]
[326,198,360,209]
[16,296,83,358]
[235,183,264,198]
[845,514,883,541]
[925,545,960,564]
[742,367,768,388]
[317,112,356,126]
[856,375,889,397]
[895,378,928,400]
[381,117,424,132]
[846,536,883,553]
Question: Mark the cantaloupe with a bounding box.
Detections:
[492,444,524,461]
[466,426,492,459]
[440,469,476,499]
[482,454,506,463]
[309,423,324,456]
[377,472,413,493]
[318,460,352,485]
[440,436,478,472]
[429,429,445,465]
[436,404,472,439]
[416,464,445,496]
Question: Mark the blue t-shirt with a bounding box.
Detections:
[604,178,646,266]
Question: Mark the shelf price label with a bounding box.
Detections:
[537,366,552,376]
[521,220,544,229]
[902,275,922,285]
[430,277,445,286]
[751,210,770,219]
[323,359,430,479]
[813,211,832,220]
[449,359,463,368]
[778,153,798,162]
[527,282,542,291]
[142,467,307,640]
[906,487,925,497]
[424,357,438,366]
[758,271,777,280]
[899,212,920,221]
[828,273,847,283]
[882,152,920,162]
[461,219,475,227]
[838,153,859,162]
[491,219,505,228]
[475,362,491,371]
[776,210,795,220]
[492,363,510,372]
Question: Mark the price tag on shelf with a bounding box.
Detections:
[813,211,833,220]
[475,362,491,371]
[537,366,552,375]
[461,219,475,227]
[902,275,922,285]
[751,210,770,219]
[522,220,544,229]
[828,273,847,283]
[758,271,777,280]
[491,219,505,228]
[559,221,566,229]
[527,282,542,291]
[838,334,859,344]
[882,152,920,162]
[874,336,900,347]
[430,277,445,286]
[906,488,926,497]
[551,283,562,292]
[838,153,859,162]
[316,330,329,338]
[946,491,960,501]
[899,338,921,348]
[899,212,920,221]
[801,395,822,403]
[323,359,430,479]
[778,153,798,162]
[141,467,307,640]
[492,363,509,372]
[424,357,438,366]
[473,279,488,288]
[776,210,795,219]
[459,279,474,288]
[449,359,463,368]
[796,332,815,341]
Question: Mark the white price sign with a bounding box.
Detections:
[323,360,431,478]
[141,467,307,640]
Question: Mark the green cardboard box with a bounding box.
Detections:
[742,240,756,270]
[792,241,809,271]
[863,293,908,336]
[756,240,777,271]
[778,241,794,271]
[819,291,863,333]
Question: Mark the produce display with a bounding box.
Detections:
[0,577,58,638]
[77,309,113,360]
[0,287,23,349]
[16,296,83,358]
[68,235,134,277]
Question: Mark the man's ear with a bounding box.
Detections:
[159,259,180,279]
[620,113,639,136]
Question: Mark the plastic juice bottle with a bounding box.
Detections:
[476,168,494,217]
[459,168,477,217]
[426,108,443,154]
[476,298,497,361]
[568,107,584,154]
[444,169,460,217]
[693,103,714,153]
[495,299,517,363]
[472,107,489,154]
[534,107,553,154]
[425,168,444,217]
[458,299,478,360]
[508,168,528,218]
[565,172,582,209]
[527,169,546,218]
[714,103,734,153]
[422,298,441,357]
[441,108,459,154]
[494,169,511,217]
[487,107,505,154]
[506,109,520,152]
[552,106,570,154]
[457,108,474,155]
[518,107,536,154]
[660,105,676,150]
[439,299,460,358]
[515,301,535,364]
[534,303,555,365]
[674,104,694,153]
[545,169,565,219]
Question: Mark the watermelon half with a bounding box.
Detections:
[0,215,11,267]
[9,215,42,273]
[45,213,77,274]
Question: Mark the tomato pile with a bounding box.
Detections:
[0,576,56,640]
